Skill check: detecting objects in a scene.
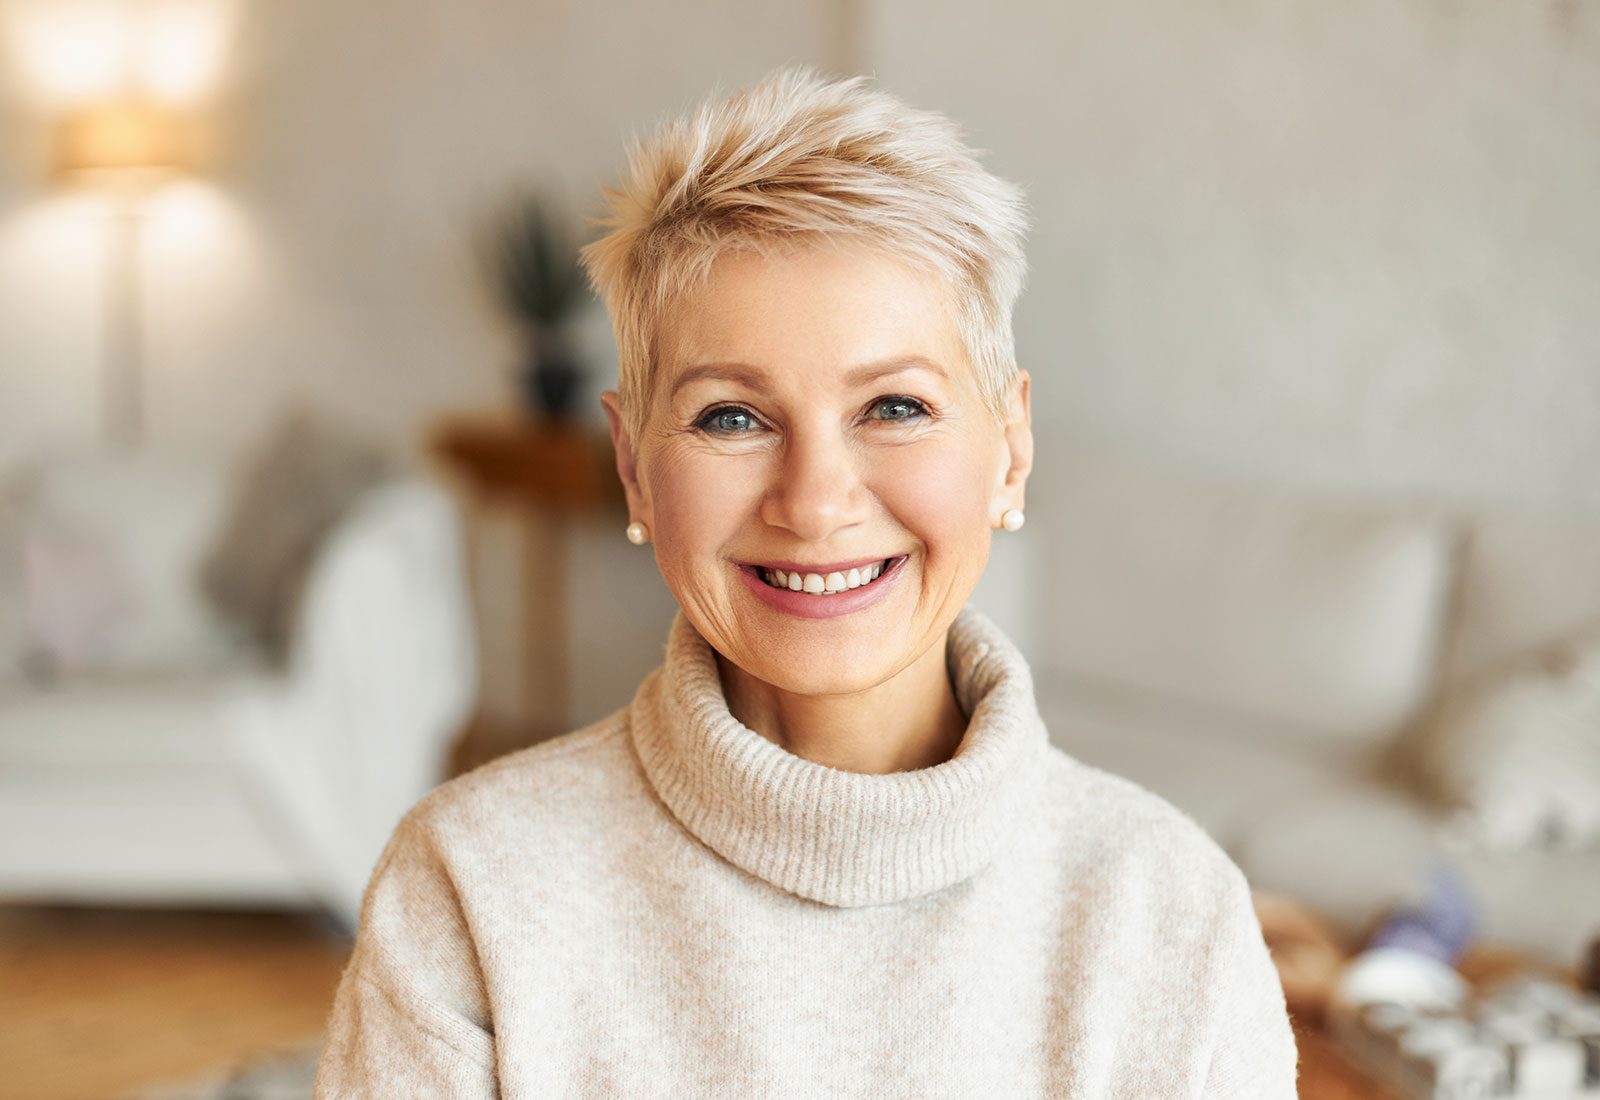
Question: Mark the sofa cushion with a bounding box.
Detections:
[18,514,133,676]
[10,450,256,680]
[0,666,311,905]
[0,467,29,683]
[1435,510,1600,692]
[1404,626,1600,854]
[1036,449,1459,754]
[199,405,394,666]
[0,664,272,770]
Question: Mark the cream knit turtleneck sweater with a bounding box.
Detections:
[314,606,1299,1098]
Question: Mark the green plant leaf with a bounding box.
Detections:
[488,190,585,327]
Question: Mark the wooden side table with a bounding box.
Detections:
[428,408,626,776]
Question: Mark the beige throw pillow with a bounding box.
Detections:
[1407,626,1600,852]
[0,468,31,682]
[19,516,135,678]
[12,452,252,680]
[199,405,394,666]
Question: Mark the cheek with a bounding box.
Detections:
[876,441,992,553]
[645,450,761,570]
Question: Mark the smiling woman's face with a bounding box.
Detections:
[602,241,1031,697]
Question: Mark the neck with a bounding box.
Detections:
[714,632,969,775]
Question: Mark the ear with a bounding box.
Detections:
[991,369,1033,518]
[600,390,652,526]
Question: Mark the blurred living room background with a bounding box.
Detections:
[2,0,1598,1097]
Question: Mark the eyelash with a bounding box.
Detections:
[695,396,931,436]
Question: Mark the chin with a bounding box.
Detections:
[740,651,888,698]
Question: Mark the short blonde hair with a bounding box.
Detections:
[578,64,1031,442]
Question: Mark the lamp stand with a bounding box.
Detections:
[103,191,144,451]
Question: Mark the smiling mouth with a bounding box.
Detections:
[749,556,904,595]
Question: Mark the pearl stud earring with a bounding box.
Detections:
[625,521,650,545]
[1000,508,1025,532]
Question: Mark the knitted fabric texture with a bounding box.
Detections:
[314,605,1300,1097]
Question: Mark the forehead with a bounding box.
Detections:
[656,243,968,392]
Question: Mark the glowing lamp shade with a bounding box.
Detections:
[55,100,192,179]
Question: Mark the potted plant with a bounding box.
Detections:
[485,190,589,420]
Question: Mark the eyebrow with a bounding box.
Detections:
[669,356,948,398]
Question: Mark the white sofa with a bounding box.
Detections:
[0,451,479,932]
[1031,448,1600,966]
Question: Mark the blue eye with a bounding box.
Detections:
[872,396,928,422]
[697,405,758,435]
[695,397,929,436]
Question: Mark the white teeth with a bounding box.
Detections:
[760,559,895,595]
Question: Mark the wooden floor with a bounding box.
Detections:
[0,904,351,1100]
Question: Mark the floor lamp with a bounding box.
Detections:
[54,100,192,452]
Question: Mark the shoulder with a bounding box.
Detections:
[402,705,636,836]
[359,706,638,904]
[1032,744,1252,915]
[351,704,639,935]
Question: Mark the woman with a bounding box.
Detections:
[315,65,1299,1097]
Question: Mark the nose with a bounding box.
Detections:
[758,418,870,542]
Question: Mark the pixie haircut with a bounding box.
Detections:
[578,64,1031,443]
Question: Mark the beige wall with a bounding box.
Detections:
[871,0,1600,517]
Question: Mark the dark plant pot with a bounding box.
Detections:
[517,328,586,420]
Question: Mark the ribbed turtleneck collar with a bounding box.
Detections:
[627,605,1051,908]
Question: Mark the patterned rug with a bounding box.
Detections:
[115,1036,324,1100]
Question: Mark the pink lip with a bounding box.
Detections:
[736,555,908,620]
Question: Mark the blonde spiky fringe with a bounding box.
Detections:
[578,64,1031,443]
